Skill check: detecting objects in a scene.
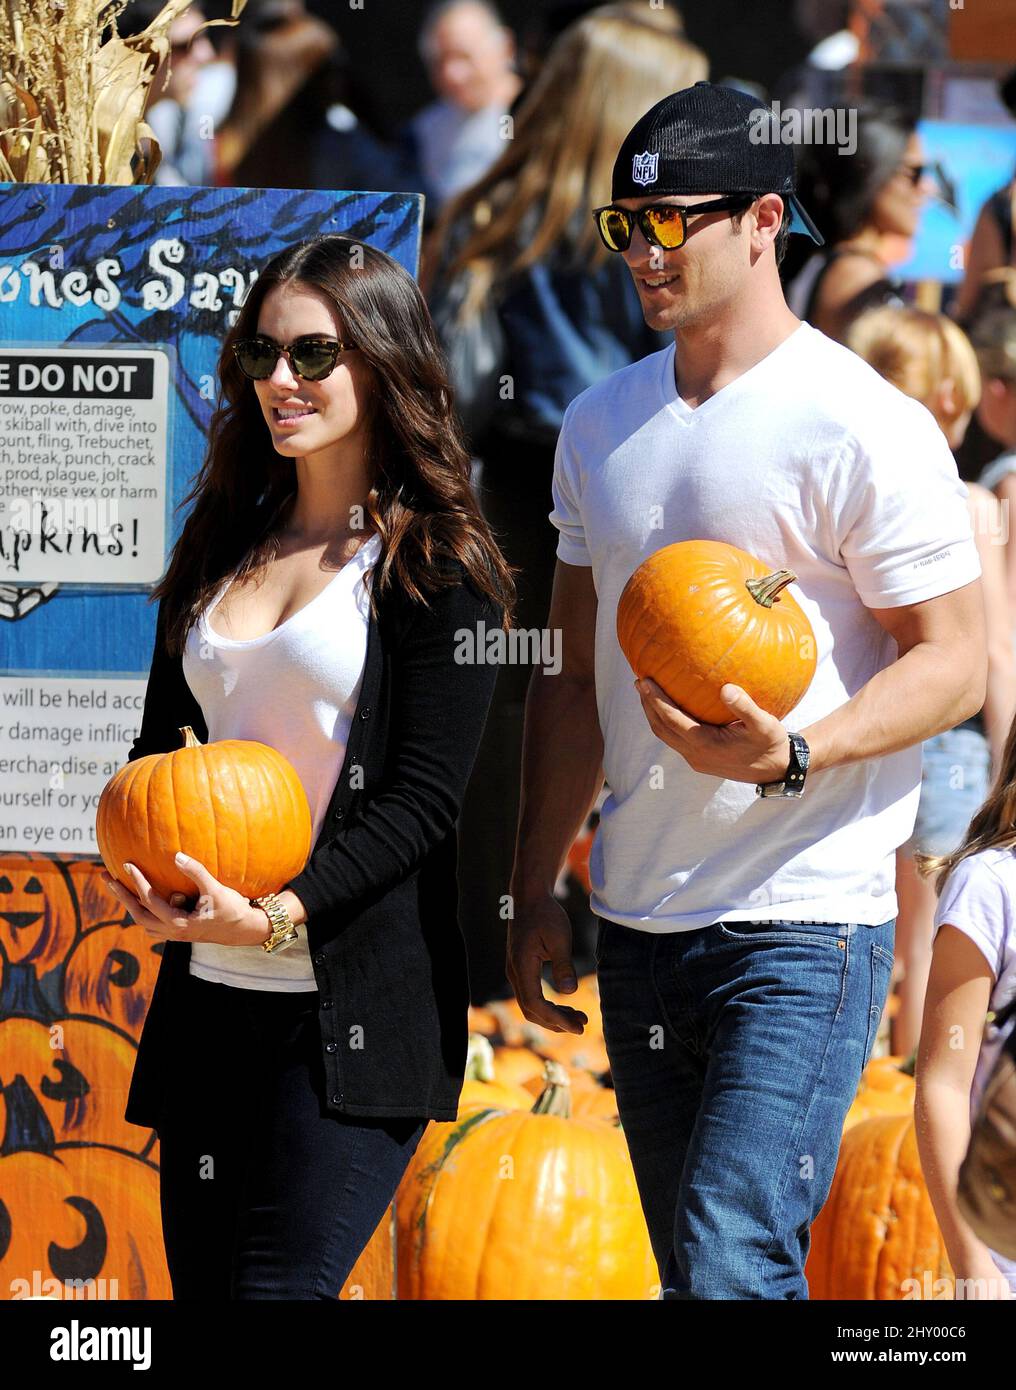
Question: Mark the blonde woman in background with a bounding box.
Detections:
[848,306,1016,1056]
[424,2,709,1002]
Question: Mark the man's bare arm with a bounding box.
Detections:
[802,579,987,774]
[508,560,603,1033]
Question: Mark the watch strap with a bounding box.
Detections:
[251,892,299,953]
[756,732,809,798]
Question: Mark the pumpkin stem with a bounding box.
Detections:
[531,1059,572,1118]
[744,569,797,608]
[899,1048,917,1077]
[179,726,201,748]
[465,1033,496,1083]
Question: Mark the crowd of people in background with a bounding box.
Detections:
[115,0,1016,1066]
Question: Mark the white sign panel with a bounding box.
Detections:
[0,346,170,585]
[0,675,145,854]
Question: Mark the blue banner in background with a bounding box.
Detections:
[0,183,423,679]
[898,120,1016,285]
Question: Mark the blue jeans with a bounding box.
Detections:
[156,972,427,1300]
[902,725,991,856]
[595,916,895,1299]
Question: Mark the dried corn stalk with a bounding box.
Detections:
[0,0,247,185]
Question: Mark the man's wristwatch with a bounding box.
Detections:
[756,732,810,799]
[251,892,300,953]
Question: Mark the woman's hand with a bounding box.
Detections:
[102,852,271,947]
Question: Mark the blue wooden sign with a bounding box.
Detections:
[0,183,423,854]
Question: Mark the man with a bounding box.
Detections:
[403,0,522,220]
[507,82,986,1300]
[116,0,217,185]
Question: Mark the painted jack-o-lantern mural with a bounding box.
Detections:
[0,856,79,993]
[0,1016,156,1156]
[63,924,164,1045]
[0,854,394,1300]
[0,1147,170,1300]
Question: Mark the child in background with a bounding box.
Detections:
[914,714,1016,1299]
[847,306,1016,1056]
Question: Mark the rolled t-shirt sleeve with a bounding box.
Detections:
[933,855,1009,980]
[549,403,592,567]
[829,398,981,608]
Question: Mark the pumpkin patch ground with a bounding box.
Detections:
[0,852,961,1306]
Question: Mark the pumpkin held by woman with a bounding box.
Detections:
[95,726,311,902]
[616,539,816,725]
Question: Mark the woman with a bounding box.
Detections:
[783,106,936,343]
[108,233,514,1300]
[424,1,706,1002]
[847,305,1016,1056]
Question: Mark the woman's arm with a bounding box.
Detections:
[811,254,887,342]
[127,598,208,763]
[915,923,1010,1296]
[953,196,1009,326]
[281,575,501,934]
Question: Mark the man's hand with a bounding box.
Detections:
[635,677,791,784]
[103,853,272,947]
[507,896,589,1035]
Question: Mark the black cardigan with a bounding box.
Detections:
[123,559,500,1127]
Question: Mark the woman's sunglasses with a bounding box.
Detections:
[591,194,757,253]
[232,335,357,382]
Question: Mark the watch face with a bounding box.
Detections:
[791,735,810,769]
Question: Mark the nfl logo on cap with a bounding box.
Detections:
[632,150,659,186]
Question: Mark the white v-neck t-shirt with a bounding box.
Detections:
[549,320,980,932]
[180,532,381,990]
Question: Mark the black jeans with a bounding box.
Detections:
[155,972,427,1300]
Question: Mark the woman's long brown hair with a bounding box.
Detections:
[153,233,515,655]
[423,2,708,314]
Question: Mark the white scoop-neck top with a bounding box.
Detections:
[180,532,381,990]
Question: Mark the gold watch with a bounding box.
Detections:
[251,892,299,954]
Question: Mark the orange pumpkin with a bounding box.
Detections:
[456,1036,537,1119]
[490,1044,547,1087]
[0,853,79,974]
[95,725,312,901]
[0,1016,153,1154]
[616,540,816,725]
[467,1005,499,1037]
[62,921,164,1043]
[0,1146,170,1300]
[807,1114,953,1300]
[338,1205,395,1300]
[530,1028,610,1076]
[843,1056,915,1131]
[397,1062,657,1299]
[862,1055,914,1095]
[522,1064,620,1124]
